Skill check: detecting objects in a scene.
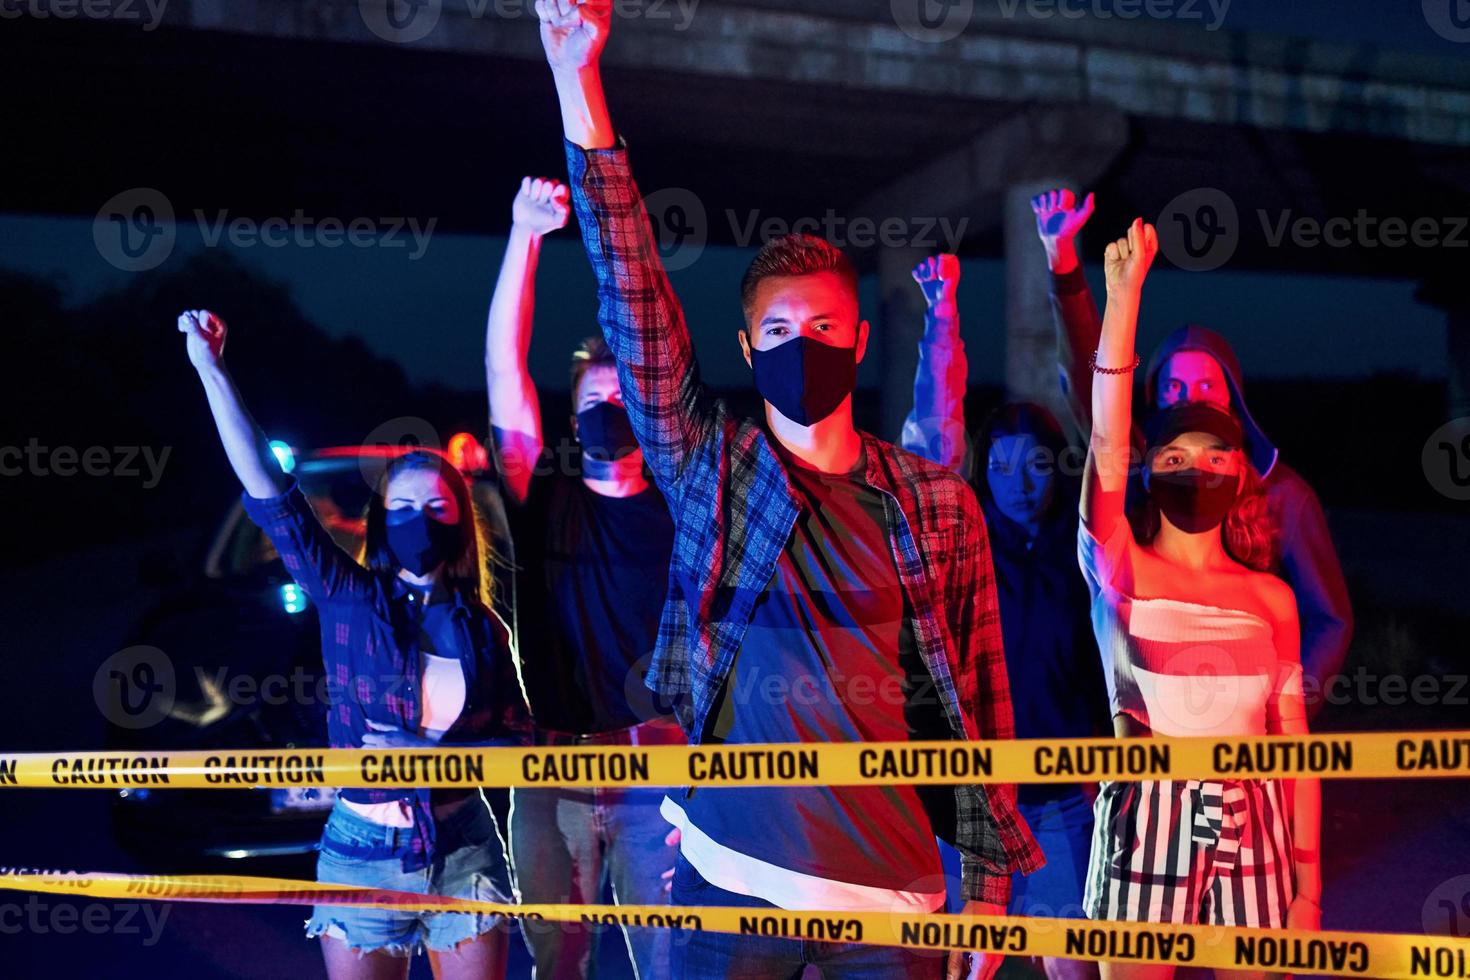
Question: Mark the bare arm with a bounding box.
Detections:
[182,310,374,602]
[1081,220,1157,541]
[539,0,615,150]
[900,254,970,477]
[486,177,570,504]
[179,311,287,501]
[541,0,714,500]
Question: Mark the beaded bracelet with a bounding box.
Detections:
[1089,350,1141,374]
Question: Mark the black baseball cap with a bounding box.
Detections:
[1144,402,1244,454]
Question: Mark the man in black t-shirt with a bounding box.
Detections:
[485,177,679,980]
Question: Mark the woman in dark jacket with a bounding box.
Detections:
[179,309,530,980]
[903,258,1109,980]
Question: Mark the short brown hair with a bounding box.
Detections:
[739,234,858,324]
[569,336,617,409]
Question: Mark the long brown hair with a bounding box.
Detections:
[1133,461,1277,572]
[359,450,494,608]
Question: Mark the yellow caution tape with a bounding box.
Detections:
[3,731,1467,789]
[1,872,1467,978]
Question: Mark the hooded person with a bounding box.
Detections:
[1047,260,1353,716]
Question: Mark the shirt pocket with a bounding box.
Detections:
[918,527,963,590]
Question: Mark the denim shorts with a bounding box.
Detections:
[305,797,515,956]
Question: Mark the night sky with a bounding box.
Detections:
[3,0,1463,392]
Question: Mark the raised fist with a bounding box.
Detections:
[178,309,227,371]
[911,254,960,307]
[1031,188,1095,245]
[1103,219,1158,297]
[536,0,611,73]
[512,176,571,237]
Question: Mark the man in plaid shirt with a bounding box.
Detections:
[537,3,1041,977]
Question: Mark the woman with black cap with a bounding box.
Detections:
[1079,222,1321,978]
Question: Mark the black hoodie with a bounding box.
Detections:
[1050,268,1353,712]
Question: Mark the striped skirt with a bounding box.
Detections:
[1084,778,1294,927]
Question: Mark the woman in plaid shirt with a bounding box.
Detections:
[178,310,529,980]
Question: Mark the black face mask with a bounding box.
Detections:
[385,508,463,577]
[750,336,858,427]
[576,402,640,478]
[1148,468,1239,534]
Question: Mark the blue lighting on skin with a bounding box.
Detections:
[280,583,308,614]
[268,440,296,474]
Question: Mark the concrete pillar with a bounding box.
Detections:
[1004,180,1074,427]
[877,246,930,443]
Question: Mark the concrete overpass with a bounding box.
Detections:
[5,0,1470,429]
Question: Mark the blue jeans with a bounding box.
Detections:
[306,796,514,956]
[510,785,677,979]
[938,790,1094,919]
[1010,790,1093,920]
[669,853,944,979]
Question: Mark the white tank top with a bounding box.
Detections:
[1079,521,1300,737]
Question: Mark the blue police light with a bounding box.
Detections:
[280,583,308,614]
[268,440,297,474]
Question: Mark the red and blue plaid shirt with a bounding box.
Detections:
[243,482,530,870]
[564,139,1042,903]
